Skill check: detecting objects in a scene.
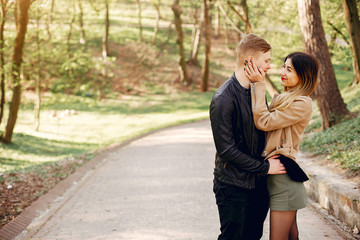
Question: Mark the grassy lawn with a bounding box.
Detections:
[301,114,360,171]
[0,91,215,173]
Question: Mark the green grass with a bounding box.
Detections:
[301,115,360,171]
[300,65,360,172]
[0,91,214,172]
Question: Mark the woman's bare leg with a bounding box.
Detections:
[270,210,297,240]
[289,213,299,240]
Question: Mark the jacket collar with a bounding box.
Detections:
[231,73,250,95]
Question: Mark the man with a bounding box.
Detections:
[210,34,286,240]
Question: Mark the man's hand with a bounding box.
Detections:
[267,155,287,175]
[244,60,265,83]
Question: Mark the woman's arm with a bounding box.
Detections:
[250,82,312,131]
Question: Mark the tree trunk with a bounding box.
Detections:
[171,0,190,86]
[155,20,174,58]
[0,0,8,125]
[34,4,41,131]
[342,0,360,86]
[297,0,349,129]
[49,0,55,23]
[78,0,86,44]
[240,0,252,33]
[223,20,229,47]
[136,0,143,42]
[217,1,245,37]
[102,0,109,59]
[189,4,202,66]
[2,0,31,143]
[67,4,76,59]
[34,67,40,131]
[152,0,160,44]
[214,5,219,37]
[190,27,201,66]
[201,0,211,92]
[227,0,252,33]
[328,31,337,56]
[327,21,350,46]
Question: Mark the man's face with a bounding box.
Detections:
[252,51,271,73]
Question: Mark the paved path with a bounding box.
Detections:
[25,120,344,240]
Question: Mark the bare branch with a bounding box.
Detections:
[216,0,245,36]
[226,0,252,32]
[327,21,350,46]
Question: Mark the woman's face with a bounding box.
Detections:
[280,58,300,89]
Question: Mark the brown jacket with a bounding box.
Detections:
[250,82,312,161]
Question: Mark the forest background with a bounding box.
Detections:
[0,0,359,228]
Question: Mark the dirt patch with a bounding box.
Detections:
[0,154,94,228]
[93,39,229,97]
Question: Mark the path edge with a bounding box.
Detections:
[0,119,209,240]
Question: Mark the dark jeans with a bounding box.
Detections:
[213,178,269,240]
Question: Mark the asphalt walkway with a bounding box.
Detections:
[22,120,344,239]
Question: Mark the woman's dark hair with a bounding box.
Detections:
[270,52,319,111]
[285,52,319,96]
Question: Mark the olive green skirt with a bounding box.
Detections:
[267,174,307,211]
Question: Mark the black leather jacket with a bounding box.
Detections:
[209,73,269,189]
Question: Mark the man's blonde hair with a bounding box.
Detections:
[236,34,271,65]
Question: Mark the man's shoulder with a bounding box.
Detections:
[214,77,235,98]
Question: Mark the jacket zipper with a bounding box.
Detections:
[283,128,287,144]
[263,131,272,156]
[252,83,256,108]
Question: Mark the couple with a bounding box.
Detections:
[210,34,319,240]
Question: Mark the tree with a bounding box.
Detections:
[66,1,76,59]
[297,0,349,129]
[216,0,245,36]
[189,1,201,66]
[240,0,251,34]
[2,0,31,143]
[342,0,360,86]
[102,0,109,59]
[49,0,54,23]
[152,0,161,44]
[326,20,350,56]
[201,0,211,92]
[214,4,220,37]
[78,0,86,44]
[226,0,252,33]
[0,0,12,125]
[171,0,190,86]
[136,0,143,42]
[34,2,42,131]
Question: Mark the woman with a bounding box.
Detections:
[244,52,319,240]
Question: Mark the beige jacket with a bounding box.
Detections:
[250,82,312,161]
